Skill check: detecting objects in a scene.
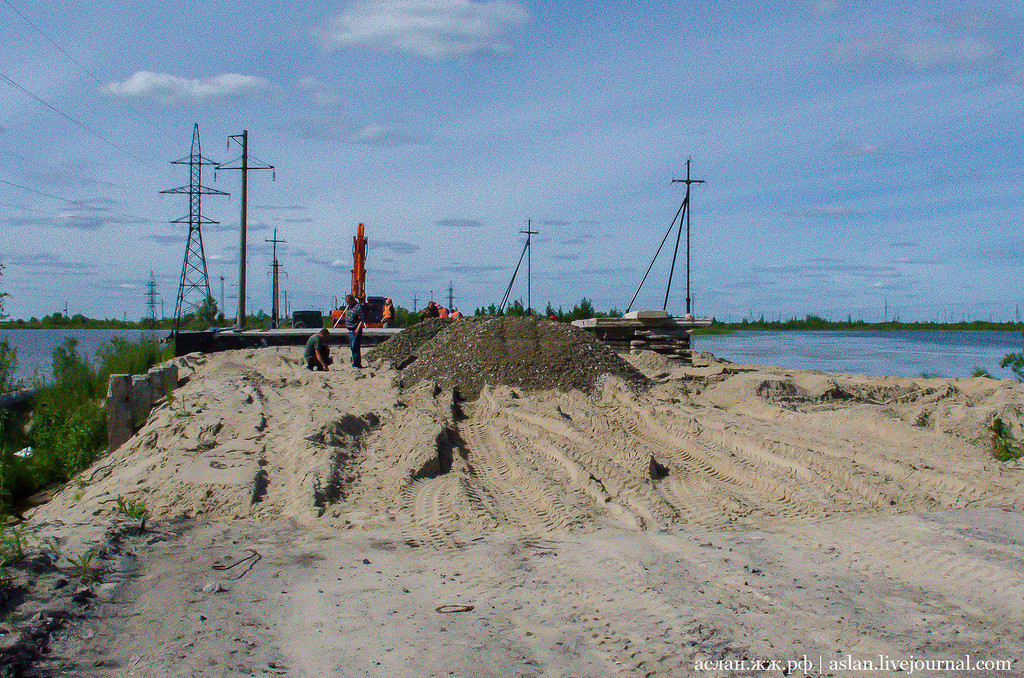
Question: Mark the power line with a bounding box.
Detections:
[0,177,94,207]
[2,0,103,85]
[0,71,156,168]
[0,149,125,190]
[0,0,164,132]
[0,177,151,222]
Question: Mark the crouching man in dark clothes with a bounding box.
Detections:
[304,328,333,371]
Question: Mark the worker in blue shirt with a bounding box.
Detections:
[344,294,365,368]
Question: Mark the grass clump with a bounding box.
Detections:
[990,417,1024,462]
[0,521,30,566]
[115,494,148,530]
[66,549,100,582]
[25,338,106,494]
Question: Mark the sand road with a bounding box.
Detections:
[16,344,1024,677]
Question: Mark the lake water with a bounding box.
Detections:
[0,328,1020,385]
[0,329,164,385]
[692,330,1023,380]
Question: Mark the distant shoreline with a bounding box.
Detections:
[695,320,1024,335]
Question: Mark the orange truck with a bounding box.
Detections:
[331,223,388,328]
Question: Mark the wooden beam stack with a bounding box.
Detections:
[572,311,711,363]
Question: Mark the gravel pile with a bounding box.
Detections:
[381,316,649,399]
[368,318,452,368]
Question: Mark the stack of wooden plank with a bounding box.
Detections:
[571,311,711,363]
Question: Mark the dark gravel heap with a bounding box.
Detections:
[368,318,452,369]
[381,316,649,399]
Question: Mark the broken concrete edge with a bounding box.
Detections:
[105,361,181,453]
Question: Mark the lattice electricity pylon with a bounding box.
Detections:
[145,271,159,328]
[161,123,228,334]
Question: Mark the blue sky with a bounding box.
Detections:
[1,0,1022,323]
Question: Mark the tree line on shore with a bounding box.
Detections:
[702,313,1024,333]
[5,302,1024,333]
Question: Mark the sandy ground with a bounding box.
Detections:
[11,345,1024,677]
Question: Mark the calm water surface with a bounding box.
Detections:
[0,329,163,385]
[692,330,1023,379]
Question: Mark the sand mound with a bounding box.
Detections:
[28,343,1024,543]
[378,316,650,398]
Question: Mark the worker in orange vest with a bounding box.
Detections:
[438,305,450,318]
[382,298,394,328]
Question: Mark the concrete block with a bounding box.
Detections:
[129,375,153,431]
[147,367,165,406]
[165,363,179,390]
[106,374,133,453]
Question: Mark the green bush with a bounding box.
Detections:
[1000,334,1024,382]
[0,339,17,394]
[0,335,171,513]
[991,417,1023,462]
[0,444,32,511]
[97,337,170,382]
[25,338,106,491]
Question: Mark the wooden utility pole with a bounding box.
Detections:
[626,159,705,314]
[265,229,286,328]
[669,159,705,315]
[523,221,537,314]
[218,131,274,329]
[499,223,538,314]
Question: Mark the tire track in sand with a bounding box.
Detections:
[833,519,1024,618]
[458,411,583,534]
[402,475,461,549]
[496,405,677,530]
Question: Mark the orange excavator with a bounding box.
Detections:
[331,223,388,328]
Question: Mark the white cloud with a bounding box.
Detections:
[293,118,428,145]
[832,32,900,66]
[902,37,995,69]
[296,77,341,107]
[312,0,529,59]
[104,71,274,103]
[837,141,885,157]
[832,33,996,70]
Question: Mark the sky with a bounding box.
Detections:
[1,0,1023,324]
